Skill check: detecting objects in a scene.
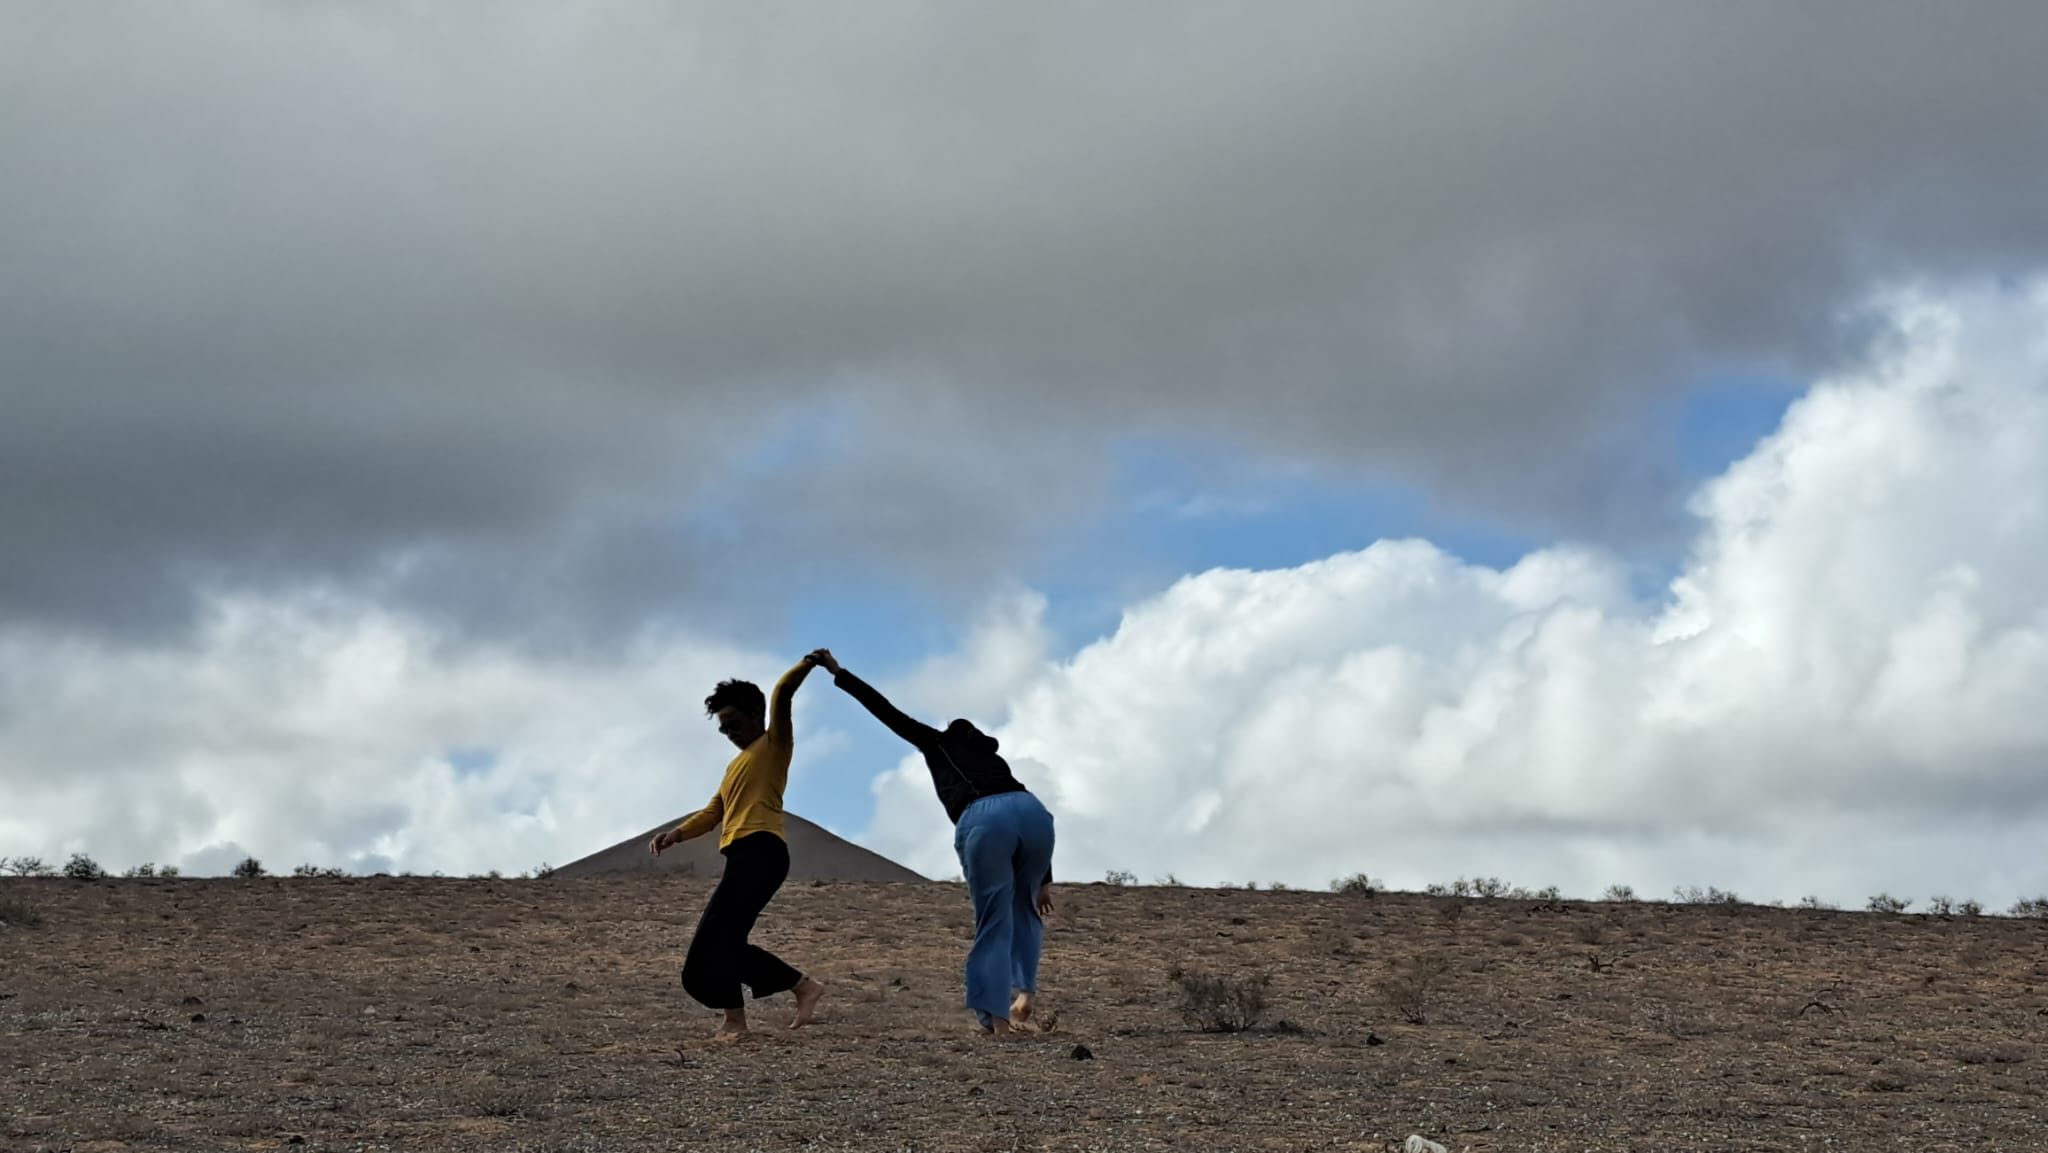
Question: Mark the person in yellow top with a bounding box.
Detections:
[649,655,826,1040]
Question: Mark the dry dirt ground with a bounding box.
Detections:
[4,877,2047,1152]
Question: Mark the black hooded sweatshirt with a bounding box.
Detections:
[831,668,1051,884]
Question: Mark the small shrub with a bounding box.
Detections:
[1331,873,1378,895]
[232,857,267,879]
[1866,893,1912,915]
[122,863,158,878]
[2009,896,2048,919]
[62,853,106,881]
[1266,881,1291,892]
[1674,885,1740,906]
[4,856,56,877]
[1958,898,1982,917]
[0,895,44,928]
[1603,884,1636,902]
[1155,873,1182,887]
[1926,896,1957,916]
[291,864,347,878]
[1376,953,1452,1025]
[1168,966,1270,1033]
[524,862,555,879]
[159,864,181,878]
[1798,895,1836,910]
[1103,869,1136,887]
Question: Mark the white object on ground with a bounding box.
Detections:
[1401,1138,1448,1153]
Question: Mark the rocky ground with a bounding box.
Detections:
[4,876,2046,1151]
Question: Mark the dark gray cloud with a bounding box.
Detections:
[5,2,2048,639]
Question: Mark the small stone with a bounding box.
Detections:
[1365,1033,1385,1047]
[181,996,203,1006]
[1069,1044,1094,1060]
[284,1137,305,1146]
[190,1013,206,1023]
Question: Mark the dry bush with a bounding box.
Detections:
[0,894,44,928]
[1436,899,1467,926]
[1168,966,1270,1033]
[1376,953,1452,1025]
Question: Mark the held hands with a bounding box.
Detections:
[805,648,842,675]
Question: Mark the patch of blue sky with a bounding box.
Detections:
[444,745,498,778]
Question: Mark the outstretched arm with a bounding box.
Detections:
[652,790,724,854]
[766,659,817,746]
[809,649,940,749]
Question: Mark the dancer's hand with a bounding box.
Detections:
[649,829,676,856]
[806,648,841,674]
[1036,883,1055,917]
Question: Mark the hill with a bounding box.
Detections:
[3,878,2045,1150]
[548,812,927,883]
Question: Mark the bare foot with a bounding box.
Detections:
[1011,992,1034,1025]
[713,1008,747,1042]
[789,976,825,1029]
[988,1016,1016,1039]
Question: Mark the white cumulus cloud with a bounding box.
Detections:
[0,596,815,875]
[866,284,2048,909]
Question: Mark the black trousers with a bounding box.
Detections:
[681,831,803,1010]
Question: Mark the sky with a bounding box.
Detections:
[5,3,2048,907]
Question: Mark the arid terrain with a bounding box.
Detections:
[4,876,2046,1151]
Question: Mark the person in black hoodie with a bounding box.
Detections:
[807,648,1055,1036]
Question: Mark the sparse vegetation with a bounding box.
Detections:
[233,857,267,879]
[2010,896,2048,919]
[1798,895,1837,910]
[62,852,106,881]
[1376,953,1452,1025]
[0,894,44,927]
[291,864,348,878]
[1675,885,1741,906]
[1423,876,1560,900]
[1866,893,1912,915]
[1330,873,1378,895]
[1603,884,1636,902]
[1155,873,1182,886]
[1103,869,1136,886]
[4,855,56,877]
[1168,966,1270,1033]
[1958,898,1982,916]
[524,862,555,879]
[122,863,158,878]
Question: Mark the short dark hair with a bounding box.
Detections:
[705,679,765,720]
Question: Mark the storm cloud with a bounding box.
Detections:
[7,3,2048,642]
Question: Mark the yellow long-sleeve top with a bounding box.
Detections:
[672,661,813,850]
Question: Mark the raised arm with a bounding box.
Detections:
[810,651,940,750]
[766,659,817,746]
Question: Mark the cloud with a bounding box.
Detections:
[865,285,2048,906]
[7,3,2048,639]
[0,595,812,875]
